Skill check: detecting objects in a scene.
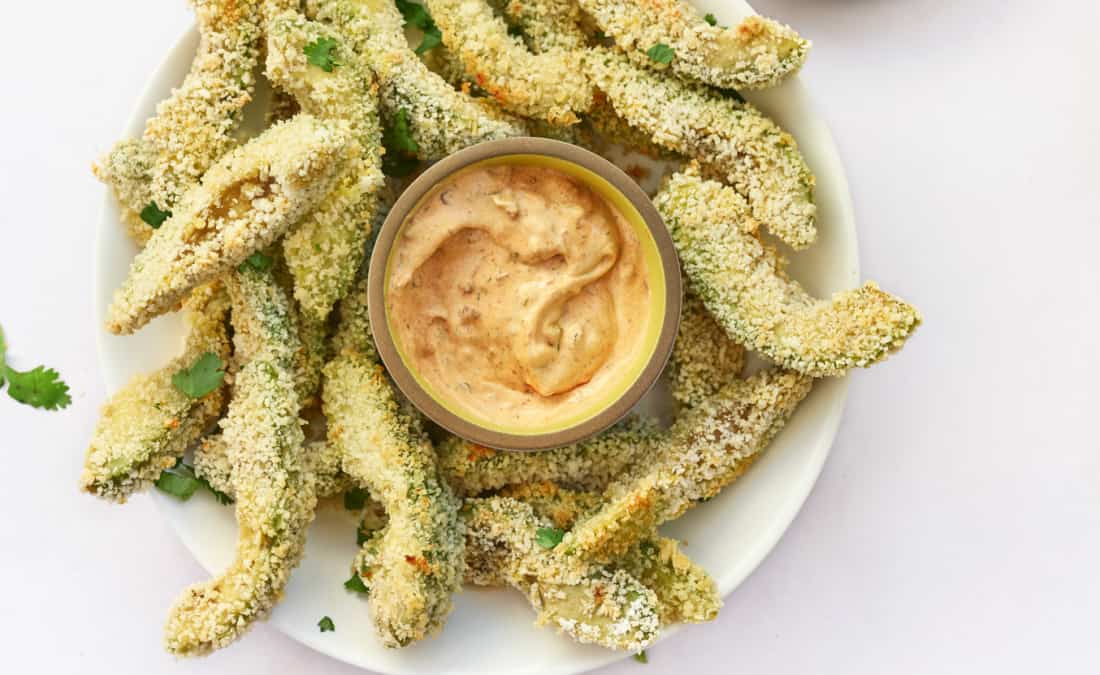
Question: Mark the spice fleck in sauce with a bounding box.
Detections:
[387,164,652,429]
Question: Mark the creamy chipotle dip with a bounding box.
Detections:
[385,163,653,430]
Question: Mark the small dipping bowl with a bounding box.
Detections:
[368,138,681,451]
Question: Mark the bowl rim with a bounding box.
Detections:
[367,137,683,451]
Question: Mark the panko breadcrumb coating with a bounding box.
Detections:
[81,283,230,502]
[586,47,817,249]
[266,11,386,322]
[424,0,593,125]
[93,139,156,245]
[490,0,588,52]
[656,166,921,376]
[498,482,721,625]
[165,267,314,655]
[460,497,660,650]
[325,280,464,648]
[195,437,353,500]
[437,415,660,496]
[667,291,746,409]
[563,368,813,562]
[141,0,263,213]
[106,115,355,335]
[305,0,528,159]
[578,0,808,90]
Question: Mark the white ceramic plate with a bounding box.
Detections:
[94,2,858,673]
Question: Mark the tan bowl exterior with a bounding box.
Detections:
[368,138,681,451]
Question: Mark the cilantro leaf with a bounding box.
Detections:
[395,0,443,54]
[4,365,72,410]
[344,487,370,511]
[318,616,336,632]
[382,108,421,177]
[304,37,340,72]
[140,202,172,229]
[344,573,369,594]
[155,469,202,500]
[646,44,675,65]
[172,352,225,399]
[633,650,648,664]
[239,251,273,273]
[156,460,233,503]
[704,13,717,26]
[0,324,6,387]
[535,527,565,549]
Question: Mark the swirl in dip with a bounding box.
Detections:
[385,162,653,431]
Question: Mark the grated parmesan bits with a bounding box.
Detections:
[423,0,593,125]
[586,47,817,249]
[563,368,813,562]
[324,279,465,648]
[305,0,528,160]
[81,283,230,502]
[498,482,721,625]
[578,0,809,91]
[164,267,314,655]
[667,291,746,410]
[462,497,661,651]
[106,115,355,335]
[437,415,660,496]
[266,11,386,322]
[656,166,921,377]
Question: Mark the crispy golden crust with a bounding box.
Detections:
[437,416,660,496]
[164,268,313,655]
[491,0,588,52]
[586,47,816,249]
[266,11,386,321]
[81,283,230,502]
[423,0,593,124]
[145,0,264,209]
[195,437,353,500]
[562,369,813,562]
[93,139,156,245]
[497,482,720,625]
[667,291,746,410]
[656,166,921,376]
[326,356,465,647]
[578,0,808,90]
[106,115,354,335]
[306,0,528,159]
[460,497,660,650]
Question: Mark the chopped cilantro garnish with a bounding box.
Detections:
[704,13,717,26]
[507,24,523,38]
[646,44,675,65]
[140,202,172,228]
[356,523,372,546]
[171,352,225,399]
[633,650,648,664]
[344,573,369,594]
[344,487,371,511]
[155,469,201,500]
[318,616,336,632]
[382,108,421,177]
[0,322,71,410]
[155,459,234,503]
[304,37,340,72]
[395,0,443,54]
[535,527,564,549]
[239,251,273,273]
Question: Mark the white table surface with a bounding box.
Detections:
[2,0,1098,673]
